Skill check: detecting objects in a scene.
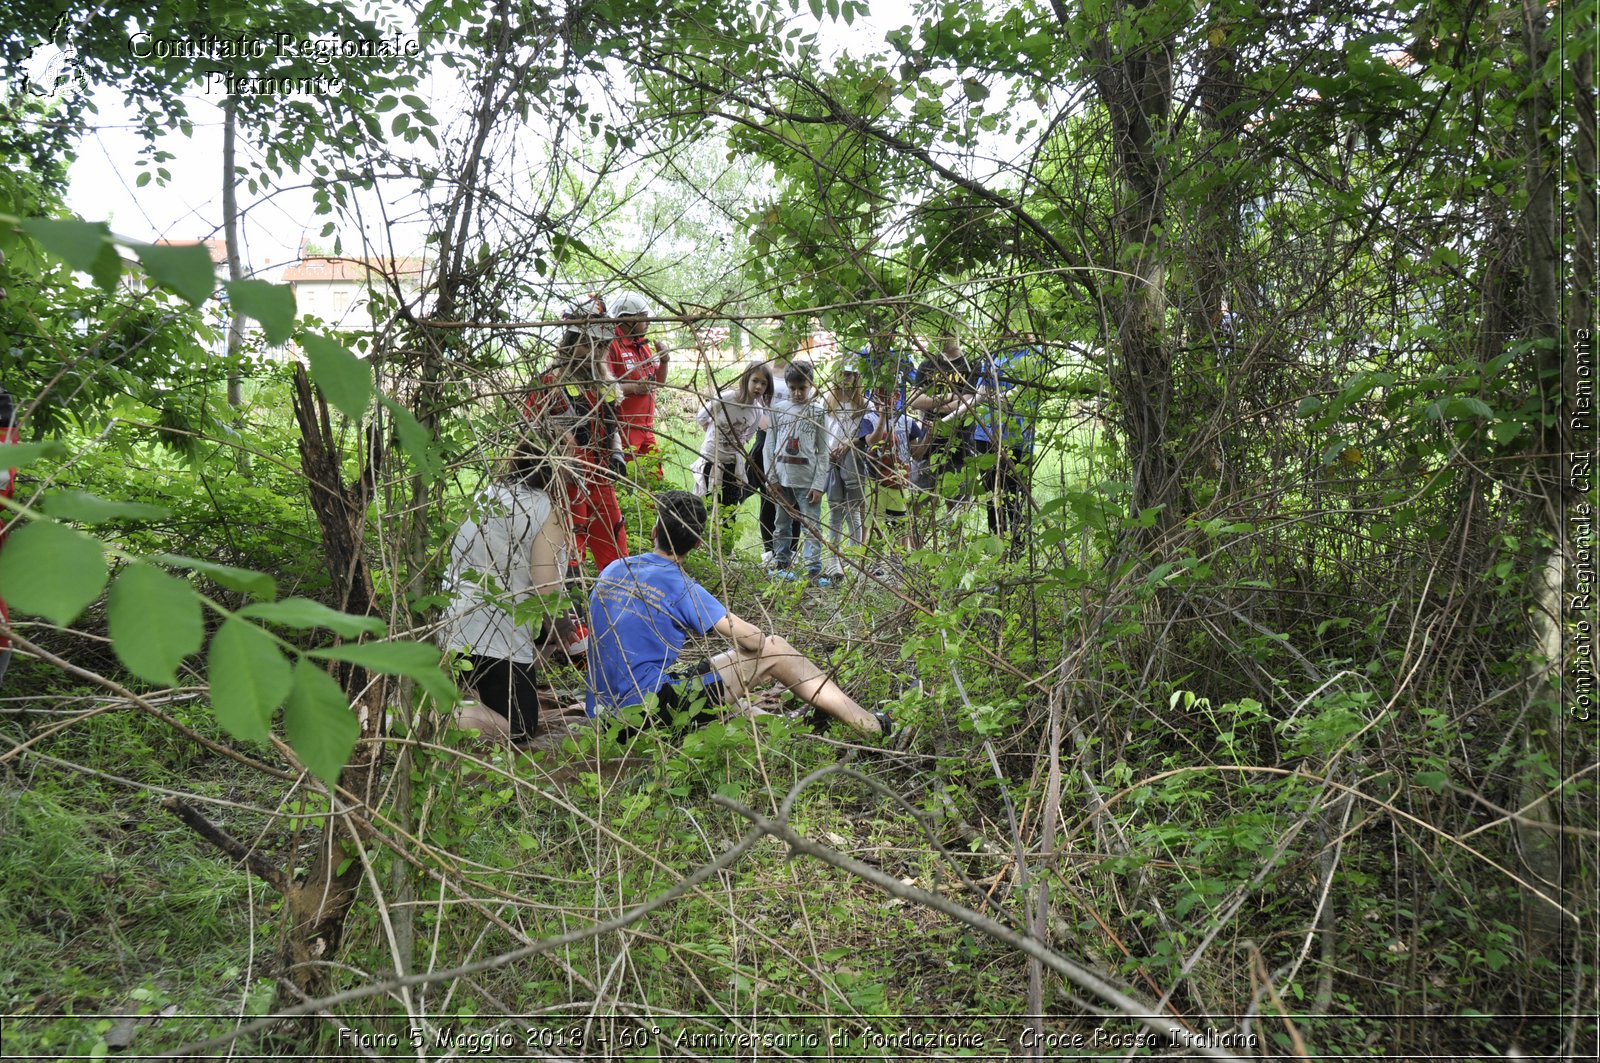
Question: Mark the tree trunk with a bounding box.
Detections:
[1188,17,1247,500]
[1062,0,1183,547]
[1575,4,1597,343]
[222,94,245,409]
[280,364,387,1002]
[1512,0,1575,961]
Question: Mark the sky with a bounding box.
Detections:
[67,86,310,277]
[60,1,922,284]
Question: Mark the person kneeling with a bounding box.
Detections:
[586,491,890,737]
[441,439,583,744]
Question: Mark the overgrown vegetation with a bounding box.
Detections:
[1,0,1595,1059]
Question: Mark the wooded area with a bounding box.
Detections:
[0,0,1595,1058]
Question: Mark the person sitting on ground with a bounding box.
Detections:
[585,491,890,737]
[441,438,583,743]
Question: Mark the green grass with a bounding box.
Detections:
[0,706,275,1058]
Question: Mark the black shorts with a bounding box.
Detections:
[465,654,540,739]
[644,659,729,731]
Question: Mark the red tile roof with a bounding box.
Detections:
[282,255,426,283]
[155,238,228,264]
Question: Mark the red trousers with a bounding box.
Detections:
[566,451,627,572]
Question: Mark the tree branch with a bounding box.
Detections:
[709,795,1251,1061]
[163,796,287,893]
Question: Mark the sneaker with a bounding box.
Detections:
[771,569,798,581]
[812,575,833,588]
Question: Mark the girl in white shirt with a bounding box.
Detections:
[692,363,773,508]
[823,359,869,577]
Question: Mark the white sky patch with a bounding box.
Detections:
[61,0,968,290]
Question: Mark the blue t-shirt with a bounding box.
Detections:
[971,346,1036,448]
[586,553,728,714]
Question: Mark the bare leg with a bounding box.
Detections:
[708,633,881,735]
[454,701,515,742]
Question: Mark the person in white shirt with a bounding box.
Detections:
[763,362,831,581]
[823,357,869,578]
[692,363,773,520]
[440,440,573,742]
[744,351,798,562]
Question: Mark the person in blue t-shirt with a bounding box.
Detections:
[970,338,1039,549]
[587,491,891,736]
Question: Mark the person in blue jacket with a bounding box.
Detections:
[586,491,890,737]
[970,337,1039,548]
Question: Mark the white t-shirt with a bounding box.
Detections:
[694,389,766,492]
[440,482,564,663]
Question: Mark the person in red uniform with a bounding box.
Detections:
[523,296,629,575]
[605,290,669,466]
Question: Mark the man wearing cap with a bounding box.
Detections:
[586,491,891,737]
[606,291,669,465]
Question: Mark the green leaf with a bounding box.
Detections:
[962,77,990,102]
[283,660,358,787]
[311,639,439,673]
[108,562,204,685]
[241,597,385,637]
[0,439,68,473]
[42,489,170,524]
[378,395,440,477]
[88,240,124,290]
[299,333,372,419]
[0,520,107,625]
[1447,396,1494,419]
[207,618,292,743]
[311,640,458,707]
[20,217,112,271]
[154,553,277,601]
[132,241,216,306]
[226,280,297,345]
[1414,770,1448,792]
[1490,420,1523,444]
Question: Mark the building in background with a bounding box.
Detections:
[282,247,426,337]
[137,239,243,360]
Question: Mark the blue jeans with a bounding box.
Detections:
[773,484,823,574]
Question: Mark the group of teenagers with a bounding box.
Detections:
[438,293,934,748]
[689,333,1037,583]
